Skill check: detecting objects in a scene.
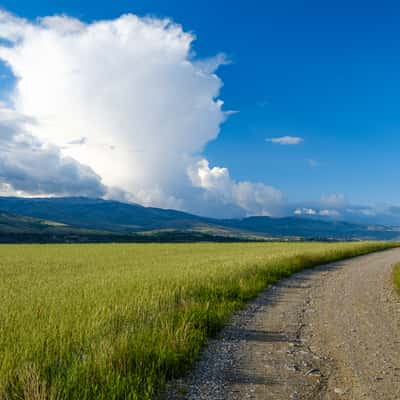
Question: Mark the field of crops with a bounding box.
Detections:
[0,241,396,399]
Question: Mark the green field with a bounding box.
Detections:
[0,242,396,399]
[394,263,400,293]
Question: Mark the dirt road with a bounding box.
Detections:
[173,248,400,400]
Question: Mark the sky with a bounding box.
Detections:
[0,0,399,224]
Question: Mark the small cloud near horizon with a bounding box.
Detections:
[294,207,341,218]
[266,136,304,145]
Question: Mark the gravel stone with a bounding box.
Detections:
[167,248,400,400]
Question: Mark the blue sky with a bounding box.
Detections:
[0,0,399,223]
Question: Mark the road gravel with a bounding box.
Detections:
[169,248,400,399]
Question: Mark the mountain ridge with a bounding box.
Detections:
[0,196,398,241]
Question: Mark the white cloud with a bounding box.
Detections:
[194,53,231,74]
[266,136,303,145]
[319,209,340,217]
[294,207,317,215]
[294,206,341,218]
[0,105,106,197]
[0,10,284,216]
[0,12,222,208]
[188,159,284,216]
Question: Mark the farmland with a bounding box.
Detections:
[0,242,396,399]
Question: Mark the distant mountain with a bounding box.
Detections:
[0,209,254,244]
[0,211,69,234]
[221,216,400,241]
[0,196,398,242]
[0,197,206,232]
[0,210,108,243]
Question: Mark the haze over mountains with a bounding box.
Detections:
[0,197,398,243]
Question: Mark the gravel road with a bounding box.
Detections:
[169,248,400,400]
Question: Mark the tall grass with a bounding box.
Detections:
[0,241,396,399]
[394,263,400,294]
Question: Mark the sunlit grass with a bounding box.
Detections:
[0,241,396,399]
[394,263,400,294]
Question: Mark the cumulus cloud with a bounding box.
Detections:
[266,136,303,145]
[319,209,340,217]
[188,159,284,216]
[294,207,317,216]
[0,105,106,197]
[294,207,341,218]
[0,10,285,216]
[0,11,224,208]
[292,195,346,220]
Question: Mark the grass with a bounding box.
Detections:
[0,241,397,399]
[394,263,400,294]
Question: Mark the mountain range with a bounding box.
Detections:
[0,196,398,242]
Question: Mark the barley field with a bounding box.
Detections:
[0,242,395,399]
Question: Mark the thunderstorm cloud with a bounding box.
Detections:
[0,10,284,216]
